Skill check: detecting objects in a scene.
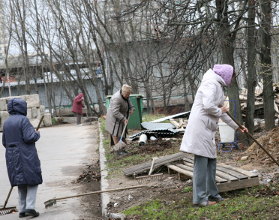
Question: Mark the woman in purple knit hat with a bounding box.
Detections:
[180,64,248,207]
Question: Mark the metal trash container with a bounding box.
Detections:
[128,94,143,129]
[105,94,143,129]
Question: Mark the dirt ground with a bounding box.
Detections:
[105,126,279,217]
[75,125,279,219]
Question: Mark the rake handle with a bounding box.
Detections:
[46,185,147,203]
[119,116,129,141]
[226,111,279,166]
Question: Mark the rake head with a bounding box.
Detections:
[44,199,56,208]
[0,207,17,216]
[134,173,164,184]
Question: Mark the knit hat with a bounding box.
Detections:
[213,64,234,86]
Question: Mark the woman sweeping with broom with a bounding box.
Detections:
[2,98,42,218]
[105,84,134,155]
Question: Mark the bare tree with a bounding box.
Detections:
[1,0,278,123]
[246,0,257,134]
[259,0,275,130]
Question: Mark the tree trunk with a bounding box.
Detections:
[246,0,257,134]
[260,0,275,130]
[216,0,242,123]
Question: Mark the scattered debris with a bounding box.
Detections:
[150,136,157,141]
[108,212,126,220]
[169,118,187,129]
[138,134,147,146]
[240,156,249,161]
[73,164,101,184]
[129,129,180,141]
[240,85,279,119]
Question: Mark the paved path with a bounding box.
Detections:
[0,123,101,219]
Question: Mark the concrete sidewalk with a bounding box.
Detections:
[0,123,101,219]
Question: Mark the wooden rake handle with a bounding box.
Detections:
[119,116,130,141]
[44,185,148,206]
[226,111,279,166]
[36,116,44,131]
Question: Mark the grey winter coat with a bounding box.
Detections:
[180,68,238,158]
[2,98,42,186]
[105,90,134,137]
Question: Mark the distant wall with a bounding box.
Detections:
[0,94,52,131]
[0,78,104,110]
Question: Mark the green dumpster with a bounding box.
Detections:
[105,94,143,129]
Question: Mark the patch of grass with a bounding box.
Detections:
[123,185,279,220]
[182,186,192,193]
[142,113,166,122]
[51,117,58,125]
[124,200,165,219]
[99,118,106,133]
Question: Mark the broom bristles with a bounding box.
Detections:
[0,207,17,216]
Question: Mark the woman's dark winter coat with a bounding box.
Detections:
[2,98,42,186]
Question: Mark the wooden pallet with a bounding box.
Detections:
[167,157,259,192]
[123,152,186,176]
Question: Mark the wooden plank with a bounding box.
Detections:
[183,157,250,180]
[167,157,260,192]
[218,163,258,178]
[216,170,238,181]
[124,152,191,176]
[167,165,193,177]
[216,166,247,179]
[176,164,227,183]
[184,158,238,181]
[217,177,259,192]
[183,161,194,167]
[183,157,194,163]
[175,163,193,172]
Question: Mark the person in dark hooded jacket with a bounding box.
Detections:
[2,98,41,218]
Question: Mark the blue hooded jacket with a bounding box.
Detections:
[2,98,42,186]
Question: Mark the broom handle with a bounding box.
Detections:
[3,187,13,208]
[119,116,129,141]
[36,116,44,131]
[226,111,279,166]
[48,185,147,202]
